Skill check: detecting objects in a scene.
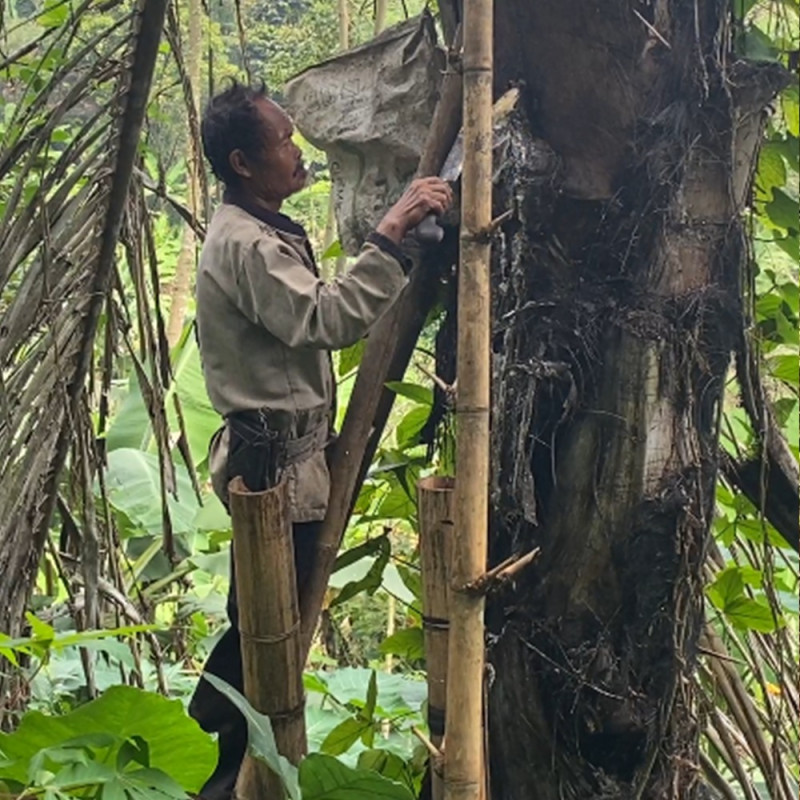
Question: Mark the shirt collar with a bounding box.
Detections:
[223,190,308,239]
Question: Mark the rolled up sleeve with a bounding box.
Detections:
[232,236,409,350]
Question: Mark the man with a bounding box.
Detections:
[189,80,452,799]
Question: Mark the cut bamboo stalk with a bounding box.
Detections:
[418,475,455,800]
[228,477,306,800]
[444,0,493,795]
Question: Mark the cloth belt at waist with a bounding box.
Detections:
[225,410,329,467]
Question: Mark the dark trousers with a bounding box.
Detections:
[189,521,322,800]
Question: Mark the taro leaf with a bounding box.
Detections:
[203,674,300,800]
[299,753,414,800]
[379,628,425,661]
[0,686,215,793]
[322,669,427,715]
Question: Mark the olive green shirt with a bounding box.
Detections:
[196,202,409,521]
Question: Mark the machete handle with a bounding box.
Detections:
[414,213,445,244]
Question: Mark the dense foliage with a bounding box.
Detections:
[0,0,796,798]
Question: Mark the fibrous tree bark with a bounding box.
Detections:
[427,1,792,798]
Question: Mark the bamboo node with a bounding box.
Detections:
[464,547,541,595]
[239,619,300,644]
[422,614,450,631]
[268,698,307,722]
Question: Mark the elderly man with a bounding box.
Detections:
[188,80,452,799]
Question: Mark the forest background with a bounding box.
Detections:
[0,0,797,798]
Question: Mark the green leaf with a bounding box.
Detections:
[0,687,214,793]
[395,406,429,450]
[168,334,221,467]
[385,382,433,407]
[724,597,781,633]
[364,671,378,722]
[38,0,69,28]
[767,350,799,384]
[116,766,188,798]
[330,537,391,607]
[322,240,344,260]
[766,188,799,232]
[334,535,388,573]
[356,750,412,789]
[782,86,799,138]
[104,449,200,535]
[106,374,151,452]
[117,736,149,771]
[379,628,425,661]
[338,339,365,377]
[202,675,300,800]
[706,567,745,610]
[758,143,788,198]
[320,718,371,756]
[299,753,415,800]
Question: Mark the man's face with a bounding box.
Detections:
[233,97,307,206]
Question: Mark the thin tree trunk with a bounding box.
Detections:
[374,0,387,36]
[166,0,201,347]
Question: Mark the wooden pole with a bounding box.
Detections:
[228,477,307,800]
[418,476,455,800]
[444,0,492,796]
[298,28,464,659]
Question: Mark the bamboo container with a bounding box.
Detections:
[228,477,307,800]
[444,0,493,796]
[418,476,455,800]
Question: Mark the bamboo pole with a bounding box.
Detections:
[444,0,493,796]
[418,476,455,800]
[228,477,307,800]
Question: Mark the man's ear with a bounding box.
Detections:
[229,149,252,180]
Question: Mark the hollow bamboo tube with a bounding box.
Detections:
[418,476,455,800]
[228,477,307,800]
[444,0,493,796]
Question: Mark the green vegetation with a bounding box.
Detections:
[0,0,797,798]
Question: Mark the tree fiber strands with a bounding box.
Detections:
[228,477,306,800]
[418,476,455,800]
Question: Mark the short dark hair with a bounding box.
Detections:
[201,79,270,187]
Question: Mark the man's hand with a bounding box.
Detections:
[375,177,454,245]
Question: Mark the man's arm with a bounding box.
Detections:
[233,233,411,350]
